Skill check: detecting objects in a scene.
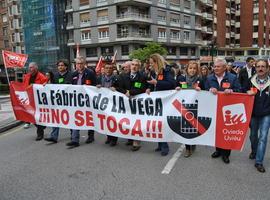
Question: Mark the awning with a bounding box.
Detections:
[232,61,246,68]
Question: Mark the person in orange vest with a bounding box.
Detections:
[23,62,48,140]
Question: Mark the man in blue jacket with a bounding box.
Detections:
[205,58,241,164]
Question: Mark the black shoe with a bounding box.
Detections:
[44,137,57,143]
[105,139,110,144]
[66,141,80,147]
[222,156,230,164]
[35,135,43,141]
[249,152,256,160]
[131,146,141,151]
[125,140,133,146]
[85,137,94,144]
[211,151,221,158]
[155,147,161,152]
[255,163,266,173]
[161,151,169,156]
[110,141,117,147]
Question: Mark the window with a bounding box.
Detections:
[253,26,258,32]
[2,27,7,36]
[2,14,7,23]
[157,10,166,22]
[170,13,180,24]
[121,45,129,56]
[158,28,166,38]
[167,47,176,55]
[253,14,258,20]
[20,32,23,41]
[97,9,108,21]
[80,12,90,24]
[86,48,97,57]
[81,30,91,40]
[101,47,113,56]
[183,31,190,41]
[170,29,180,39]
[118,25,128,37]
[11,33,15,42]
[80,0,89,6]
[184,0,191,9]
[170,0,180,5]
[180,47,188,56]
[98,27,109,38]
[158,0,166,4]
[183,15,191,25]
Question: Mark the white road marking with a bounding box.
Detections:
[161,144,185,174]
[0,125,24,138]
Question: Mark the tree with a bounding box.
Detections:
[129,42,167,63]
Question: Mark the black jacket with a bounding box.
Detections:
[155,66,176,91]
[238,66,256,92]
[53,71,73,84]
[72,68,97,86]
[248,75,270,117]
[115,71,147,96]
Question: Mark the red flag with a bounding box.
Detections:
[76,43,80,58]
[2,50,28,68]
[95,56,104,75]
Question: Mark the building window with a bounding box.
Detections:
[158,28,166,38]
[80,12,90,24]
[97,9,108,22]
[183,15,191,25]
[180,47,188,56]
[157,10,166,22]
[81,30,91,40]
[2,14,7,23]
[183,31,190,41]
[20,32,23,41]
[121,45,129,56]
[253,14,258,20]
[2,27,7,36]
[86,48,97,57]
[167,47,176,55]
[184,0,191,9]
[101,46,113,56]
[158,0,166,4]
[98,27,109,39]
[170,13,180,24]
[253,26,258,32]
[170,29,180,39]
[170,0,180,6]
[80,0,89,6]
[97,0,107,4]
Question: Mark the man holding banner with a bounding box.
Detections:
[206,57,241,164]
[23,62,48,141]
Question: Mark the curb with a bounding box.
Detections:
[0,120,23,134]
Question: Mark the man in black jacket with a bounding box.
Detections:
[66,56,97,148]
[44,59,73,143]
[114,59,147,151]
[238,57,256,91]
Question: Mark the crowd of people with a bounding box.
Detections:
[22,54,270,173]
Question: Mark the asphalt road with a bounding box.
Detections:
[0,126,269,200]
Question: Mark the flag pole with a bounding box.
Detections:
[2,51,10,85]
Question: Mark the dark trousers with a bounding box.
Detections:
[88,130,94,138]
[158,142,169,153]
[216,147,231,157]
[35,125,46,137]
[185,144,196,151]
[107,135,118,142]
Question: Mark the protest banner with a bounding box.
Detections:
[9,82,254,150]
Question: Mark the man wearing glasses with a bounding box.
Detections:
[67,56,97,148]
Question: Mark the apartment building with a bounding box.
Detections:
[66,0,214,66]
[214,0,270,61]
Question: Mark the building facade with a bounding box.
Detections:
[21,0,69,72]
[66,0,214,66]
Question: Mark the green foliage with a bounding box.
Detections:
[129,42,167,62]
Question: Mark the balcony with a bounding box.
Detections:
[195,24,202,30]
[80,21,91,28]
[116,32,153,41]
[202,26,213,34]
[65,4,73,13]
[114,0,152,5]
[116,13,152,23]
[97,16,109,25]
[97,0,108,6]
[202,13,213,20]
[67,38,75,46]
[66,22,74,30]
[200,0,213,7]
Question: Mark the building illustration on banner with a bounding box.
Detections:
[168,99,212,139]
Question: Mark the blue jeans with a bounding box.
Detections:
[158,142,169,154]
[250,115,270,164]
[50,127,59,140]
[71,130,80,143]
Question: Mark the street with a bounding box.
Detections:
[0,126,269,200]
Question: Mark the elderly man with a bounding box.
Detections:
[23,62,48,140]
[205,58,241,164]
[121,61,131,74]
[66,56,97,148]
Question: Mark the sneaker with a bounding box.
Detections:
[161,151,168,156]
[255,163,266,173]
[211,151,221,158]
[24,123,30,129]
[44,137,57,143]
[222,156,230,164]
[85,136,94,144]
[66,141,80,147]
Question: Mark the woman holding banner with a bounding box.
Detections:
[146,54,176,156]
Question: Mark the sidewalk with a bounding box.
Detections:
[0,95,23,133]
